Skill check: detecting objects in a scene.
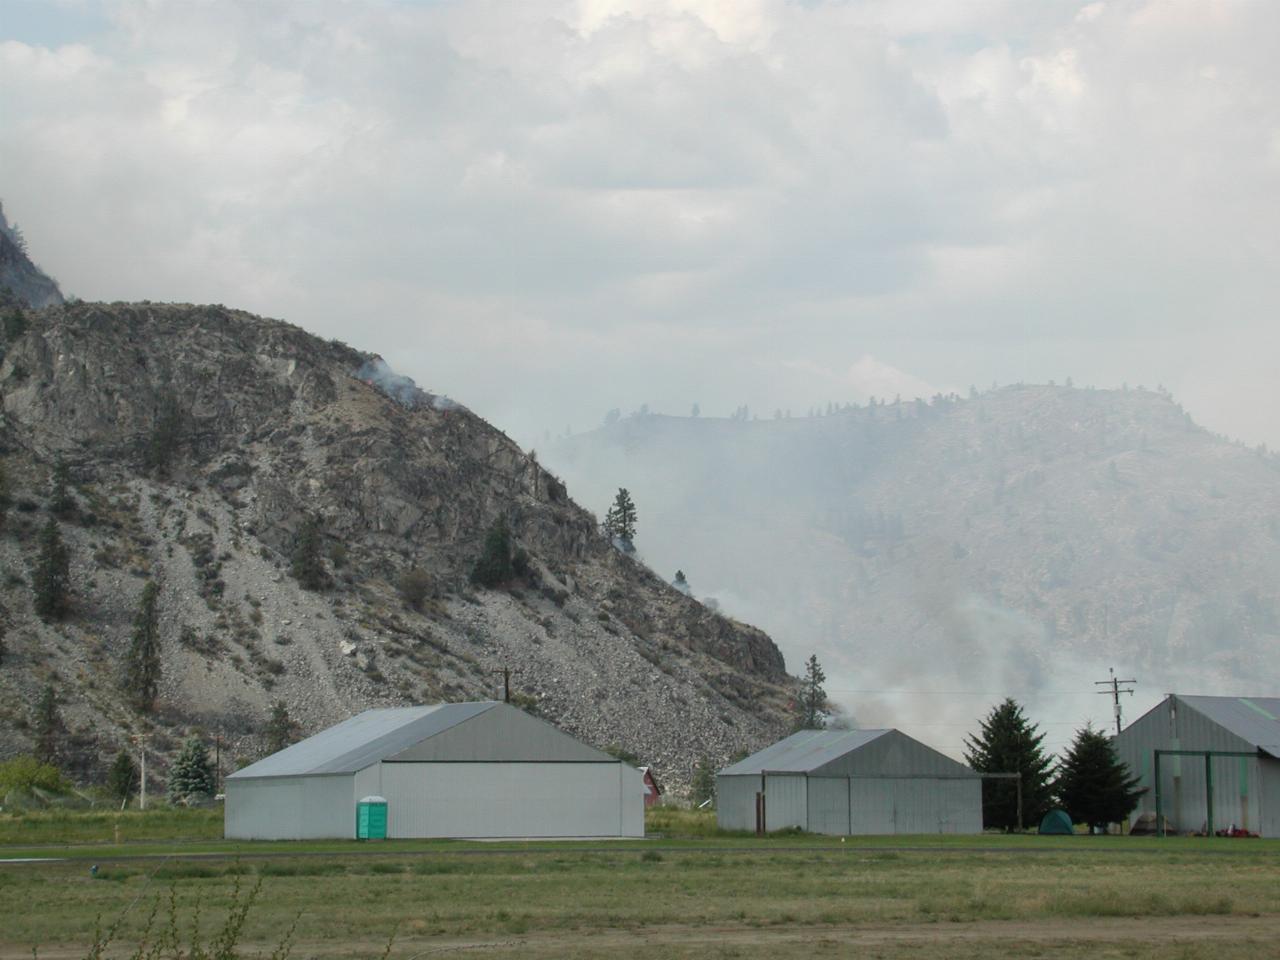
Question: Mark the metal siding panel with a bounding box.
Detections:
[764,773,808,831]
[224,774,355,839]
[716,776,759,832]
[619,764,645,837]
[849,778,897,834]
[1116,696,1268,833]
[817,730,975,779]
[807,778,849,835]
[387,704,612,763]
[1260,759,1280,837]
[377,762,630,838]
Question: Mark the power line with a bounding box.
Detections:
[1095,667,1136,735]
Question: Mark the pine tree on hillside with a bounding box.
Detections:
[1055,724,1144,831]
[122,581,162,713]
[167,735,215,804]
[603,488,637,551]
[34,684,62,765]
[672,570,691,595]
[49,457,74,518]
[107,750,138,805]
[265,701,300,755]
[964,698,1055,831]
[470,517,515,587]
[32,518,71,621]
[794,654,829,731]
[290,515,329,591]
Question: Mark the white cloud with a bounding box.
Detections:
[1,0,1277,443]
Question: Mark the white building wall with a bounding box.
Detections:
[225,774,356,840]
[761,773,807,831]
[807,777,849,834]
[378,762,640,838]
[716,775,760,832]
[848,778,981,835]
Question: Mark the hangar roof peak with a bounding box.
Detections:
[229,701,500,779]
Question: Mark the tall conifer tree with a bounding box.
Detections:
[964,698,1055,830]
[123,581,162,712]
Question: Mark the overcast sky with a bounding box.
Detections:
[2,0,1278,449]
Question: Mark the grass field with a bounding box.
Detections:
[2,808,1278,958]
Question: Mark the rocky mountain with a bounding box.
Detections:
[549,389,1280,747]
[0,298,792,796]
[0,204,63,311]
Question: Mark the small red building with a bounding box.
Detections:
[640,766,663,808]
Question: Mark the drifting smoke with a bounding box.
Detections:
[355,357,462,413]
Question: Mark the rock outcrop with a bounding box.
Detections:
[0,301,793,795]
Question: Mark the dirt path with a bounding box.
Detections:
[11,915,1279,959]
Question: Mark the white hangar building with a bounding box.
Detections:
[225,701,645,840]
[1114,694,1280,837]
[717,728,982,835]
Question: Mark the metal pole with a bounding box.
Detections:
[1205,752,1214,837]
[139,737,147,811]
[1154,751,1162,837]
[1017,776,1023,832]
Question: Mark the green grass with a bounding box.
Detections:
[0,807,222,846]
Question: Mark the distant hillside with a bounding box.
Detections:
[0,300,793,796]
[550,388,1280,741]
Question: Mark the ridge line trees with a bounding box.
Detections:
[794,654,829,731]
[603,488,637,552]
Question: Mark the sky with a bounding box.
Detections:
[2,0,1278,453]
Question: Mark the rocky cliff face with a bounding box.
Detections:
[0,301,791,794]
[0,205,62,311]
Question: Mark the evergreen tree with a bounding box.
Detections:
[32,518,71,621]
[672,570,691,595]
[964,698,1056,830]
[289,515,329,591]
[794,654,828,731]
[265,701,299,755]
[690,756,717,808]
[33,684,62,765]
[107,750,138,805]
[603,488,637,550]
[470,516,515,587]
[1,307,26,341]
[122,581,162,713]
[143,394,186,475]
[167,734,216,804]
[48,457,74,518]
[1054,724,1144,831]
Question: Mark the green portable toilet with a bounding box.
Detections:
[356,796,388,840]
[1038,808,1074,835]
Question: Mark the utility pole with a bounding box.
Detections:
[215,732,222,795]
[493,666,511,703]
[131,733,149,810]
[1095,667,1136,736]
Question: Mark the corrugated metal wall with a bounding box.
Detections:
[1115,696,1269,835]
[225,774,356,840]
[847,778,980,834]
[807,777,849,834]
[761,773,808,830]
[378,762,642,838]
[716,775,761,832]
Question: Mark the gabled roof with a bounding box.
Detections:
[229,701,499,779]
[1178,696,1280,758]
[720,729,892,776]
